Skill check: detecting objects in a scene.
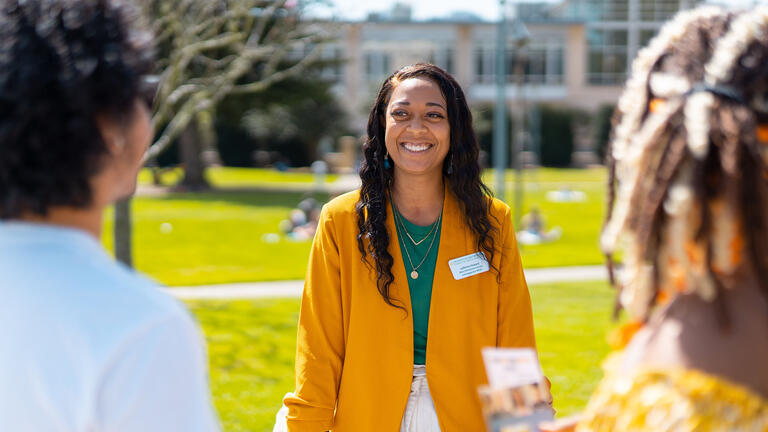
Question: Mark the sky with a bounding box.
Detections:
[306,0,766,22]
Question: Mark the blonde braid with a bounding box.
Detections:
[705,7,768,84]
[602,6,768,320]
[602,7,725,256]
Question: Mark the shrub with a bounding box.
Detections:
[539,105,575,167]
[593,104,615,162]
[216,124,257,167]
[471,104,514,168]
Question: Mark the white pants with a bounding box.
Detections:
[400,365,442,432]
[274,366,442,432]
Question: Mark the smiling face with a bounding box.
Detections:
[384,77,450,179]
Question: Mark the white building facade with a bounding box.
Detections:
[317,0,703,130]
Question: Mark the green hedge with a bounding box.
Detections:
[539,105,574,167]
[593,104,615,163]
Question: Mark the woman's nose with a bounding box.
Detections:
[407,117,427,133]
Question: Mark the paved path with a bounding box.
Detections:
[167,265,608,300]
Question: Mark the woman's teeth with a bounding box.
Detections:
[402,142,431,152]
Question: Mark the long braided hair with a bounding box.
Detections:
[602,7,768,324]
[356,63,497,308]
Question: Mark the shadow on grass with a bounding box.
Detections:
[147,189,333,208]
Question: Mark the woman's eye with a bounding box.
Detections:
[427,112,445,119]
[392,110,408,117]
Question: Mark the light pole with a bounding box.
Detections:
[493,0,507,201]
[509,7,529,230]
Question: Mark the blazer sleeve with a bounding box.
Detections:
[497,207,537,348]
[284,206,345,431]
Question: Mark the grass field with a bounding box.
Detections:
[493,167,607,269]
[105,167,607,286]
[187,280,617,432]
[102,190,330,286]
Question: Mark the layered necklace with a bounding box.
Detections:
[392,199,443,280]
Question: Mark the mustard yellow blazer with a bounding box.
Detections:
[284,188,536,431]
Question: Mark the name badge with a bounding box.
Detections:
[448,252,490,280]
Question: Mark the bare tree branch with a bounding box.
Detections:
[138,0,333,160]
[230,46,322,95]
[251,0,288,44]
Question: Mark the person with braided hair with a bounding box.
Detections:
[281,63,545,431]
[542,6,768,432]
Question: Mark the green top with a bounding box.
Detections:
[392,202,442,366]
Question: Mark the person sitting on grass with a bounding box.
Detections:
[542,6,768,431]
[0,0,220,430]
[517,206,562,245]
[279,197,323,241]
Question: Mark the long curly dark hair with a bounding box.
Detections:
[356,63,498,308]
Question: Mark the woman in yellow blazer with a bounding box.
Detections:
[283,63,538,431]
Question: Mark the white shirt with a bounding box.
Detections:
[0,222,220,431]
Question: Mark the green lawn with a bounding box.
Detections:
[505,168,607,269]
[188,299,300,431]
[106,167,607,286]
[103,191,329,286]
[187,280,616,432]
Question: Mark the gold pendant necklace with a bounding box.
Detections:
[395,208,440,247]
[393,203,442,280]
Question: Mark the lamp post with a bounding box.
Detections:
[509,7,529,230]
[493,0,508,201]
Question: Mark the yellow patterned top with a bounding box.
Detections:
[577,354,768,431]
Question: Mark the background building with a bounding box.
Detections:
[318,0,703,142]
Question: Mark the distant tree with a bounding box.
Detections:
[114,0,335,266]
[141,0,333,187]
[241,77,350,166]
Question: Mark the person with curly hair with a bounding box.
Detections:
[281,63,543,431]
[0,0,220,430]
[541,6,768,432]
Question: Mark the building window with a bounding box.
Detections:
[547,46,564,84]
[517,43,564,85]
[639,28,658,48]
[640,0,681,21]
[604,0,629,20]
[474,41,564,85]
[563,0,628,21]
[587,29,628,85]
[429,47,454,74]
[564,0,698,22]
[319,46,343,82]
[475,46,494,84]
[365,51,391,80]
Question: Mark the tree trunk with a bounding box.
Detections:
[114,198,133,267]
[198,110,222,169]
[179,118,210,191]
